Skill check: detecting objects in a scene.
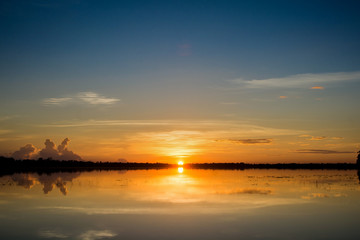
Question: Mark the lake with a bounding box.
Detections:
[1,168,360,240]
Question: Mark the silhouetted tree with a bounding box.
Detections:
[357,150,360,166]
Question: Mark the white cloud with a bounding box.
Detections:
[231,71,360,89]
[43,98,72,105]
[77,92,120,105]
[79,230,117,240]
[43,92,120,106]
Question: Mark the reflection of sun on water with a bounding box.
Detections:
[177,167,184,173]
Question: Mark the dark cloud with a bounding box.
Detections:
[57,138,69,152]
[57,138,82,161]
[296,149,354,154]
[11,138,82,160]
[11,144,37,159]
[38,138,82,160]
[216,138,273,145]
[39,139,60,159]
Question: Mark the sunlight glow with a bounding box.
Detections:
[178,161,184,166]
[177,167,184,173]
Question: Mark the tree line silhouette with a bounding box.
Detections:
[1,155,360,176]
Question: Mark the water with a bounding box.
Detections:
[1,168,360,240]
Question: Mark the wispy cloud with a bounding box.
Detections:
[77,92,120,105]
[0,129,12,135]
[310,136,326,141]
[310,86,325,90]
[41,120,303,136]
[43,98,72,105]
[79,230,117,240]
[38,230,68,239]
[215,138,273,145]
[43,92,120,105]
[231,71,360,89]
[295,149,354,154]
[330,137,344,140]
[298,135,344,141]
[0,115,17,121]
[219,102,241,105]
[216,188,272,195]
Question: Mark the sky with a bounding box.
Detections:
[1,0,360,163]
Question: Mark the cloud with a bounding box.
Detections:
[57,138,70,152]
[57,138,82,161]
[38,138,82,161]
[216,138,273,145]
[331,137,344,140]
[279,96,288,99]
[38,230,68,239]
[41,120,304,136]
[310,136,326,141]
[310,86,325,90]
[231,71,360,89]
[12,138,82,160]
[77,92,120,105]
[298,135,344,141]
[43,92,120,106]
[295,149,354,154]
[43,98,72,105]
[39,229,117,240]
[217,188,272,195]
[39,139,60,159]
[79,230,117,240]
[11,144,37,159]
[0,115,16,121]
[299,134,312,138]
[0,129,12,135]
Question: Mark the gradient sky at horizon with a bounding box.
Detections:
[1,0,360,163]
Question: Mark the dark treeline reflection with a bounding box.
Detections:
[9,172,81,195]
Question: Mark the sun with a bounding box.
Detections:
[177,161,184,166]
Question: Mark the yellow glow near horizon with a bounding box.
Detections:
[177,167,184,173]
[178,161,184,166]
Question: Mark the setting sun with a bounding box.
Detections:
[178,161,184,166]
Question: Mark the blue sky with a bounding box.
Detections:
[1,0,360,162]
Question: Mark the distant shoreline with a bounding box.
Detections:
[1,156,359,176]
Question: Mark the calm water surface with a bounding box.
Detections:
[1,169,360,240]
